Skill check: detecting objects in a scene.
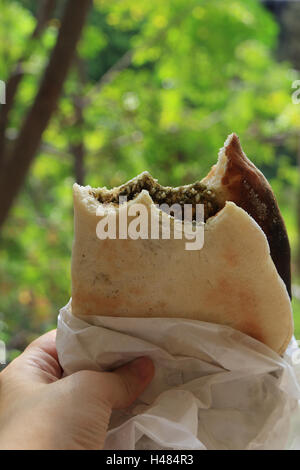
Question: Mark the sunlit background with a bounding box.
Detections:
[0,0,300,360]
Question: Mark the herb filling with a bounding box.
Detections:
[92,172,222,221]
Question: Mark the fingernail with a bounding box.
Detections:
[130,357,154,381]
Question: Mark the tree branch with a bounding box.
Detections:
[0,0,92,230]
[32,0,57,39]
[0,0,57,167]
[70,56,87,186]
[86,50,133,102]
[85,14,182,103]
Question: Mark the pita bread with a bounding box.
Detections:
[71,134,293,355]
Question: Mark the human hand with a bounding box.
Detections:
[0,330,154,450]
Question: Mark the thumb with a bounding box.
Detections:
[47,357,155,449]
[101,357,155,409]
[58,356,155,411]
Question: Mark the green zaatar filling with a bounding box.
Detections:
[93,172,221,221]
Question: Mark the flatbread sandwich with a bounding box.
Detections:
[70,133,293,355]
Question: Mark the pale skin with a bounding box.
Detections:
[0,330,155,450]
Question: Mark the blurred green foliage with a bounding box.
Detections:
[0,0,300,357]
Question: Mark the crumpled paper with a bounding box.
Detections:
[56,300,300,450]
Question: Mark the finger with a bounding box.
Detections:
[25,329,58,361]
[11,330,62,383]
[101,357,155,409]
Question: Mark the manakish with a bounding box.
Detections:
[71,133,293,355]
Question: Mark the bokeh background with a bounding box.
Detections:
[1,0,300,361]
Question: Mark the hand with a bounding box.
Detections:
[0,330,154,450]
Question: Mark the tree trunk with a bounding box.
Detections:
[0,0,92,231]
[73,141,85,186]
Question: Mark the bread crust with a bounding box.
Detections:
[202,133,291,298]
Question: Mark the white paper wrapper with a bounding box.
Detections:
[56,300,300,450]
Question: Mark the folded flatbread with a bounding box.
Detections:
[71,133,293,355]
